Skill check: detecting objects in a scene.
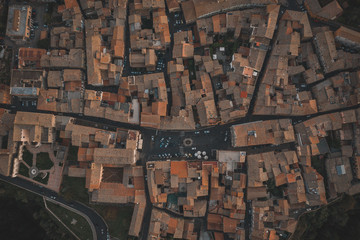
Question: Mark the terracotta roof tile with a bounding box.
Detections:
[223,217,238,233]
[171,161,188,178]
[167,218,178,234]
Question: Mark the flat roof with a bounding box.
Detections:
[6,5,31,38]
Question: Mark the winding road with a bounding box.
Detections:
[0,174,108,240]
[1,0,360,240]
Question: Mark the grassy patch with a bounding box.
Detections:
[311,156,326,177]
[92,205,133,240]
[19,163,29,177]
[141,17,153,29]
[266,178,284,198]
[1,132,9,149]
[0,181,76,240]
[46,201,93,240]
[326,132,341,149]
[0,3,8,35]
[43,13,53,25]
[37,38,50,49]
[0,48,11,85]
[60,176,89,203]
[67,146,79,165]
[23,148,34,167]
[210,33,242,57]
[291,194,360,240]
[336,0,360,28]
[318,0,333,7]
[34,172,50,185]
[36,152,54,170]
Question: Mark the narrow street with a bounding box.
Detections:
[2,0,360,239]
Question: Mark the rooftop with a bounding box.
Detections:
[6,5,31,39]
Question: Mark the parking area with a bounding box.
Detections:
[12,96,38,110]
[172,12,184,26]
[29,4,49,48]
[21,99,37,108]
[9,4,51,73]
[155,52,166,72]
[168,11,187,32]
[148,129,231,160]
[150,133,183,159]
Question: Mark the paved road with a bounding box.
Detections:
[0,175,108,240]
[44,197,82,240]
[2,94,360,240]
[3,1,360,239]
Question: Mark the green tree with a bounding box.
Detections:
[37,39,50,49]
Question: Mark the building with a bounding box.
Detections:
[304,0,343,21]
[148,208,198,239]
[166,0,181,13]
[253,10,318,116]
[68,166,86,177]
[18,48,47,69]
[13,112,56,143]
[246,149,326,237]
[10,69,45,98]
[325,156,352,197]
[302,167,327,206]
[217,150,246,167]
[207,148,247,238]
[0,109,15,177]
[36,69,84,114]
[130,49,157,71]
[61,119,144,205]
[127,5,170,52]
[6,5,32,43]
[128,202,146,237]
[63,121,145,235]
[281,10,313,40]
[313,28,344,73]
[173,43,194,59]
[311,72,359,112]
[182,0,277,23]
[0,85,11,104]
[334,26,360,51]
[40,49,85,69]
[230,119,295,147]
[146,160,211,217]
